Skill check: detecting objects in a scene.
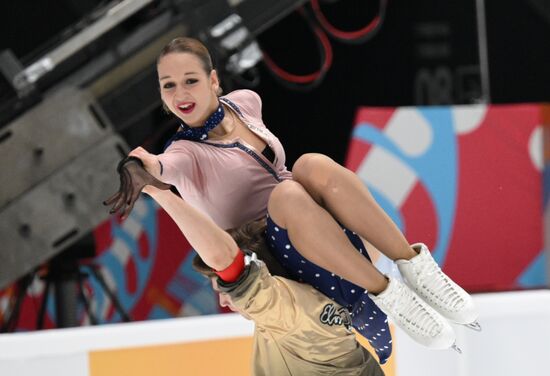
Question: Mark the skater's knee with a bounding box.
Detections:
[293,153,333,178]
[293,153,336,188]
[293,153,341,195]
[270,180,308,205]
[268,181,311,226]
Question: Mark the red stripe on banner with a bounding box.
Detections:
[93,220,113,256]
[346,108,395,171]
[125,257,137,295]
[345,139,372,172]
[353,107,395,130]
[138,231,150,259]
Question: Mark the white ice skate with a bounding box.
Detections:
[369,277,458,350]
[396,243,481,331]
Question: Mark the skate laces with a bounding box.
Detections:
[381,281,441,337]
[415,253,465,311]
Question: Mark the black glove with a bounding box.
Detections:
[103,156,171,219]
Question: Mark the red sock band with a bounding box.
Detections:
[215,251,245,282]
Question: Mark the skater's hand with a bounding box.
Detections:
[129,147,162,179]
[103,156,172,219]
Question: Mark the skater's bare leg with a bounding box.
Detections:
[292,154,479,325]
[268,180,388,294]
[293,153,417,260]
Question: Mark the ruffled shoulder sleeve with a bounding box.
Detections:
[223,89,263,123]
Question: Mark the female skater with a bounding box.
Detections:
[107,37,477,362]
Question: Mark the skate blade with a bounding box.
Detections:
[464,321,482,332]
[451,343,462,354]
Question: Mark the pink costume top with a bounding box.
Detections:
[158,89,292,229]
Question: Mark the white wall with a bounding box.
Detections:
[393,290,550,376]
[1,290,549,376]
[0,314,254,376]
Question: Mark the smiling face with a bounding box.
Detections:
[158,52,220,127]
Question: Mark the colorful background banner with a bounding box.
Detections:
[346,104,548,292]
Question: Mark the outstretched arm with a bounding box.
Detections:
[104,157,239,272]
[144,186,239,271]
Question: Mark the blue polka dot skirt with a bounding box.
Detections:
[265,214,392,364]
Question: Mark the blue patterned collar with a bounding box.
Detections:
[177,101,225,141]
[164,97,243,150]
